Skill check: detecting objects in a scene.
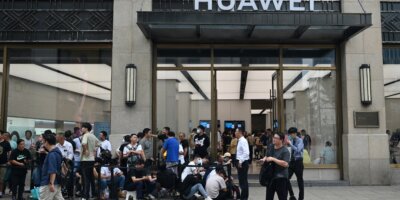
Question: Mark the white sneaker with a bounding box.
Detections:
[194,193,201,198]
[148,194,156,199]
[205,197,212,200]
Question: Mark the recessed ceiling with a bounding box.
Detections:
[8,63,111,100]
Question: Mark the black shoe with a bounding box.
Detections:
[289,196,297,200]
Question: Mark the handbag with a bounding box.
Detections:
[259,162,275,186]
[259,147,275,187]
[30,187,40,200]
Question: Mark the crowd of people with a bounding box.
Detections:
[0,122,332,200]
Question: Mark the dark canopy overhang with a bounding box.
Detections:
[137,12,371,44]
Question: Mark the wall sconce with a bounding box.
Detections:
[359,64,372,106]
[126,64,137,106]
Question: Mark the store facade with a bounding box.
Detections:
[0,0,399,185]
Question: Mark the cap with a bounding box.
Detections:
[223,152,231,157]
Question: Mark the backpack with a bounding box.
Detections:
[259,147,275,187]
[54,151,69,187]
[126,145,140,167]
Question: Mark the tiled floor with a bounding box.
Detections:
[249,186,400,200]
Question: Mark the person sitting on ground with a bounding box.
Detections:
[124,159,156,200]
[181,155,206,182]
[206,167,228,200]
[179,172,212,200]
[99,159,126,198]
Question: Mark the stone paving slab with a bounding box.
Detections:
[249,186,400,200]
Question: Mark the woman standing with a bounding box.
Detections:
[260,132,290,200]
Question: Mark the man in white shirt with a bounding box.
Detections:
[73,135,81,172]
[123,134,144,169]
[181,155,203,182]
[97,131,112,157]
[56,132,74,161]
[56,132,74,198]
[235,128,249,200]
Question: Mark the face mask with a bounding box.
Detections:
[197,129,201,134]
[196,158,203,165]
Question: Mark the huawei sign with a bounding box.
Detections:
[194,0,316,11]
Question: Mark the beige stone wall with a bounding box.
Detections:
[341,0,390,185]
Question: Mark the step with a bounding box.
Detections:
[232,178,350,187]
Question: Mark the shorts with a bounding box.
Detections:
[0,164,7,182]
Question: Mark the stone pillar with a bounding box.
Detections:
[157,80,178,132]
[110,0,152,147]
[177,92,192,134]
[341,0,390,185]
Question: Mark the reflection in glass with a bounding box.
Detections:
[283,48,335,67]
[7,48,111,137]
[384,64,400,164]
[157,70,211,135]
[284,70,337,164]
[157,48,211,68]
[214,48,279,67]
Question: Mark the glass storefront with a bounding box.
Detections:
[2,46,111,140]
[155,45,338,166]
[383,47,400,165]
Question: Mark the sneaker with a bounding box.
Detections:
[205,197,212,200]
[194,193,201,198]
[289,196,297,200]
[148,194,156,200]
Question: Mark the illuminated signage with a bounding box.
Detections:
[195,0,315,11]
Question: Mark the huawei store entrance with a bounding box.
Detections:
[155,45,339,173]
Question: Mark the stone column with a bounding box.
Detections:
[341,0,390,185]
[177,92,192,134]
[110,0,152,146]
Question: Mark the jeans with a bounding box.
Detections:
[100,176,126,190]
[183,183,208,199]
[287,159,304,200]
[11,171,26,200]
[237,160,249,200]
[266,178,288,200]
[125,181,156,199]
[81,161,95,199]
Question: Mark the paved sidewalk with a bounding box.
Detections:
[249,186,400,200]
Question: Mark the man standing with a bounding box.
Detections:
[56,132,74,198]
[161,132,180,175]
[0,131,11,198]
[194,125,210,158]
[287,127,304,200]
[140,128,154,170]
[80,122,99,200]
[123,134,144,170]
[178,133,189,164]
[261,132,290,200]
[9,139,31,200]
[97,131,112,157]
[235,128,249,200]
[40,132,64,200]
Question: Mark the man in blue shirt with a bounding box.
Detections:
[286,127,304,200]
[39,132,64,200]
[161,131,179,176]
